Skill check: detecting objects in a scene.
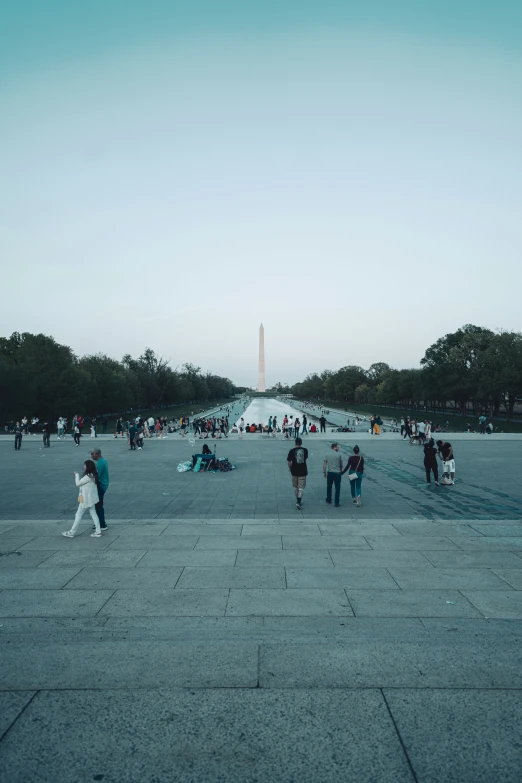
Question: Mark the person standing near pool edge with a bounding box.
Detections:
[91,447,109,531]
[287,437,308,510]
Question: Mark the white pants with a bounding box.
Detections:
[70,504,100,535]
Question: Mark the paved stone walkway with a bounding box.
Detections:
[1,431,522,780]
[1,514,522,782]
[1,433,521,521]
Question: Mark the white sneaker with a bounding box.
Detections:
[62,531,74,538]
[91,532,102,538]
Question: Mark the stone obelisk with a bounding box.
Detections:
[258,323,266,392]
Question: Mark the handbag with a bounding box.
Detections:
[78,494,83,503]
[348,457,362,481]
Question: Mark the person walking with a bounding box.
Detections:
[437,440,455,484]
[319,414,326,433]
[57,417,64,439]
[14,422,22,450]
[129,422,137,450]
[63,460,102,538]
[479,413,487,434]
[91,447,109,531]
[294,418,300,438]
[342,445,364,506]
[423,438,439,486]
[323,442,343,507]
[239,418,245,439]
[115,417,123,438]
[272,416,277,438]
[287,436,308,510]
[42,422,51,448]
[302,414,308,435]
[136,423,145,450]
[73,422,81,447]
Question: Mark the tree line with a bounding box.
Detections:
[291,325,522,420]
[0,332,236,422]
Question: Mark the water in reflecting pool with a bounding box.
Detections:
[235,398,318,426]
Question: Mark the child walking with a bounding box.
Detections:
[62,460,102,538]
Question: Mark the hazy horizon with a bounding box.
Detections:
[2,1,521,386]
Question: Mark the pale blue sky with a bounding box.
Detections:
[1,2,521,386]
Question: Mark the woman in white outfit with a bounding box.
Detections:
[62,460,102,538]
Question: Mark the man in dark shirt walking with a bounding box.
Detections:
[287,437,309,510]
[14,422,22,450]
[319,414,326,433]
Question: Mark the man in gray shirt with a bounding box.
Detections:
[323,442,343,506]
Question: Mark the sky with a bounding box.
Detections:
[1,1,521,387]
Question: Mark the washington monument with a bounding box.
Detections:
[258,323,266,392]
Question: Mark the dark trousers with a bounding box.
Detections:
[130,437,136,450]
[14,434,22,450]
[74,433,81,445]
[326,472,341,505]
[425,462,438,483]
[320,424,326,432]
[96,487,106,527]
[43,433,50,447]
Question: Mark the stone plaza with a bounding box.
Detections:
[1,417,522,781]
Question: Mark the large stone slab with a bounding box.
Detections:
[136,550,237,567]
[448,536,522,551]
[162,524,243,536]
[63,567,184,590]
[195,536,282,549]
[0,691,36,738]
[98,588,229,617]
[0,537,39,552]
[107,536,198,550]
[226,589,354,616]
[18,536,115,551]
[469,524,522,537]
[384,689,522,783]
[364,536,459,550]
[282,535,371,550]
[330,550,433,568]
[347,590,484,618]
[38,549,148,568]
[0,567,82,589]
[420,618,522,636]
[236,550,335,568]
[103,616,266,640]
[0,641,257,690]
[421,551,522,568]
[461,591,522,619]
[0,689,414,783]
[0,551,55,568]
[391,522,479,537]
[259,638,522,688]
[0,589,114,617]
[241,524,321,535]
[387,567,511,590]
[491,569,522,589]
[286,567,399,589]
[318,523,402,536]
[177,567,286,589]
